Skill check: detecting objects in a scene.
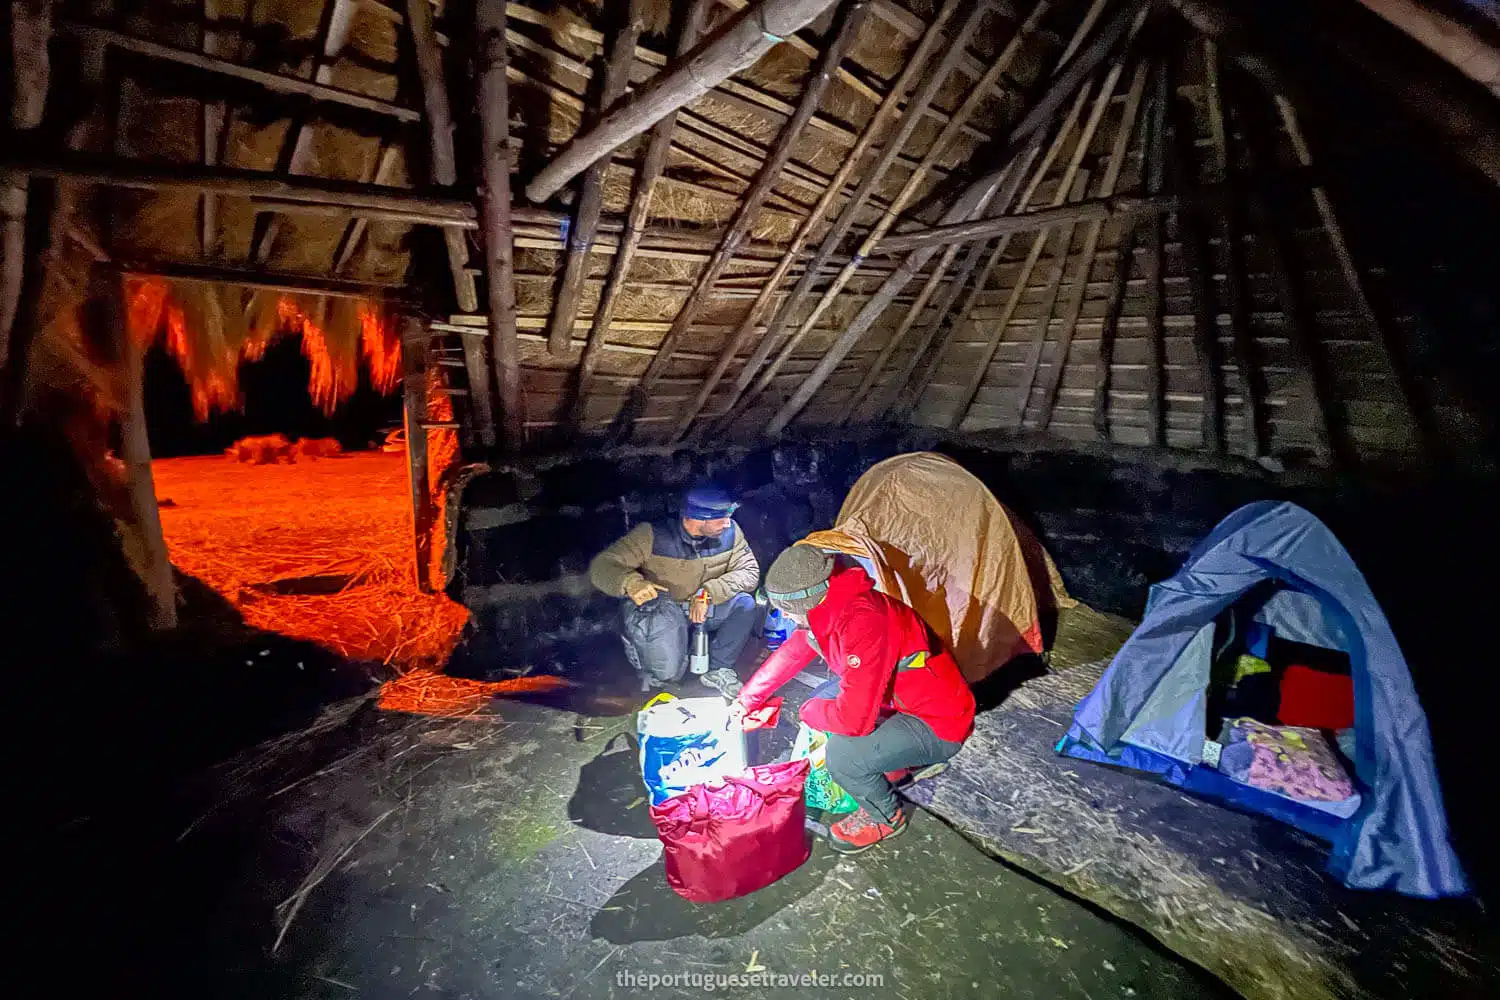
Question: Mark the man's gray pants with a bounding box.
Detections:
[810,677,965,824]
[621,593,758,684]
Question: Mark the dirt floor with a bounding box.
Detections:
[49,634,1235,1000]
[152,451,468,671]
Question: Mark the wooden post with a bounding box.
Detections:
[200,0,226,259]
[4,153,478,223]
[1203,40,1265,459]
[950,78,1109,433]
[1090,219,1138,440]
[524,0,841,203]
[99,272,177,629]
[477,0,525,451]
[400,316,433,591]
[1036,62,1149,436]
[1,0,51,384]
[873,191,1193,254]
[1141,60,1168,449]
[406,0,481,319]
[570,0,712,434]
[545,0,645,357]
[1166,60,1225,455]
[711,0,966,429]
[624,0,872,437]
[764,0,1152,435]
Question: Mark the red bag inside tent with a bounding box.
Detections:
[649,759,811,903]
[1278,664,1355,730]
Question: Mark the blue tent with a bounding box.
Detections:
[1058,502,1468,897]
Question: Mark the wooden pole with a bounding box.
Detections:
[949,78,1109,433]
[569,0,712,434]
[1,0,51,383]
[4,152,478,223]
[1203,39,1265,460]
[624,0,872,437]
[1035,62,1149,436]
[120,260,407,300]
[406,0,481,317]
[764,0,1152,435]
[1165,60,1224,455]
[524,0,841,203]
[748,0,988,407]
[1352,0,1500,98]
[1141,60,1168,450]
[400,316,433,591]
[477,0,525,451]
[1090,218,1138,440]
[199,0,226,259]
[61,19,418,121]
[710,0,966,430]
[840,2,1056,422]
[101,272,177,629]
[545,1,646,357]
[875,191,1192,254]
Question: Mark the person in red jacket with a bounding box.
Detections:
[733,544,975,853]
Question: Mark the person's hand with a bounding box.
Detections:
[727,701,748,730]
[689,589,710,624]
[627,580,662,606]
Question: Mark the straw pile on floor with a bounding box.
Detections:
[153,451,468,671]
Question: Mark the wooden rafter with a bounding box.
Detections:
[623,0,874,440]
[1090,217,1138,439]
[569,0,712,434]
[400,315,433,590]
[1165,56,1225,454]
[734,0,997,428]
[1140,59,1168,449]
[544,1,646,357]
[407,0,480,315]
[764,0,1151,435]
[60,19,419,122]
[952,76,1113,432]
[121,260,409,300]
[524,0,841,203]
[708,0,967,429]
[478,0,525,450]
[1,0,51,386]
[1035,61,1149,435]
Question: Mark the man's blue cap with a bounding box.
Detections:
[682,483,739,520]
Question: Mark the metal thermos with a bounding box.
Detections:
[689,623,709,675]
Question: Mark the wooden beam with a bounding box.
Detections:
[199,0,227,258]
[570,0,711,434]
[407,0,480,316]
[400,316,434,591]
[627,0,872,434]
[1141,60,1168,449]
[1203,39,1264,459]
[1165,59,1224,454]
[746,0,993,421]
[60,18,419,121]
[525,0,839,203]
[764,0,1152,434]
[100,270,177,628]
[680,0,958,438]
[477,0,525,451]
[120,260,407,300]
[4,152,477,222]
[715,0,967,427]
[875,191,1192,254]
[1035,61,1149,436]
[838,0,1055,422]
[1352,0,1500,98]
[544,4,644,357]
[1271,95,1433,457]
[1,0,51,383]
[958,74,1117,433]
[1090,218,1137,439]
[331,144,403,272]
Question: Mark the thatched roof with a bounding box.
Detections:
[7,0,1500,470]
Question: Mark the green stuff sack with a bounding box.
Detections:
[790,722,858,814]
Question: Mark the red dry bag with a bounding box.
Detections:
[649,759,811,903]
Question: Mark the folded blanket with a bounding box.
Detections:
[1218,718,1354,803]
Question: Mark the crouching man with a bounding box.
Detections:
[589,485,760,696]
[733,545,975,853]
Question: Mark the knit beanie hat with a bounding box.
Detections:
[764,544,835,617]
[681,483,739,520]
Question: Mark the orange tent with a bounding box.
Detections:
[802,452,1072,684]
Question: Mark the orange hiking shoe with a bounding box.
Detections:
[828,807,908,854]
